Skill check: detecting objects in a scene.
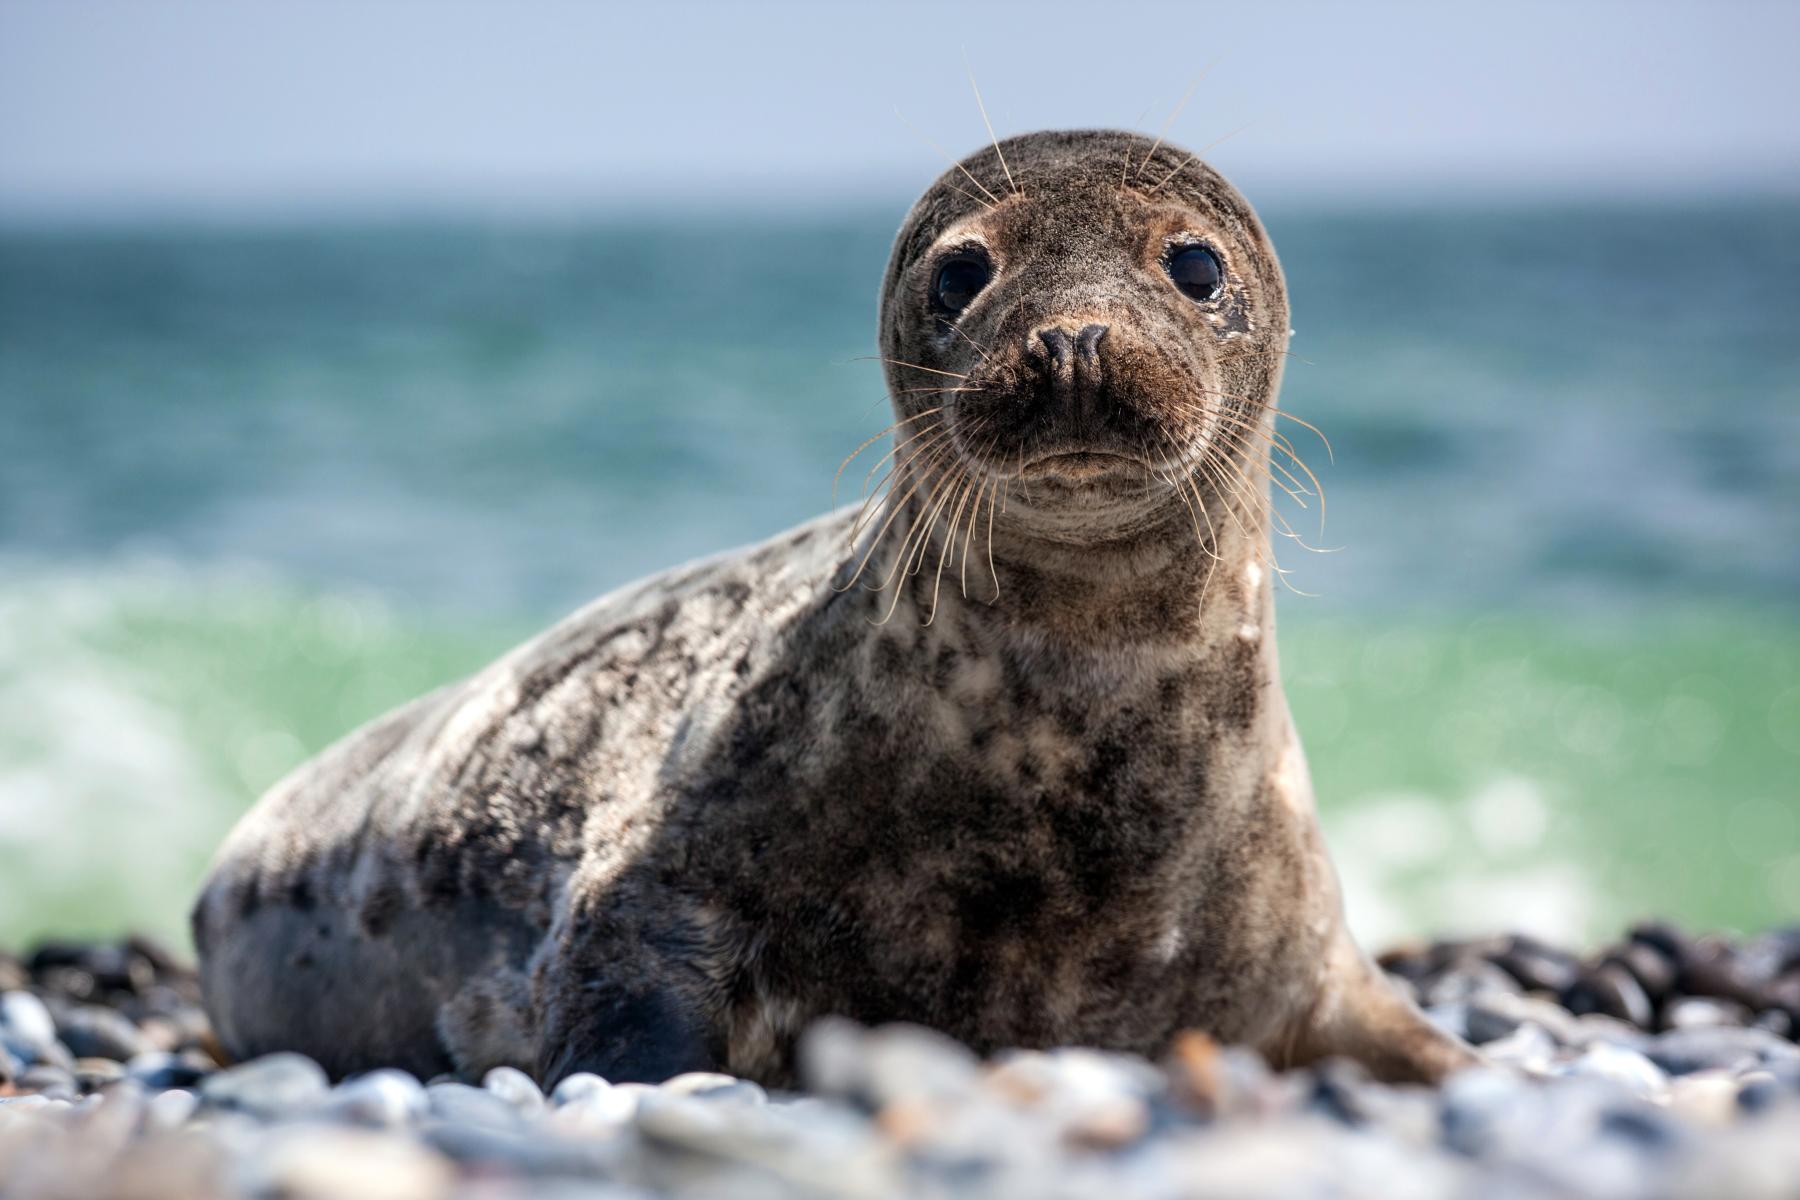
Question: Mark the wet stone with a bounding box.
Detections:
[662,1071,768,1106]
[125,1049,214,1090]
[1556,1042,1667,1099]
[1488,936,1582,995]
[0,991,58,1057]
[1564,963,1655,1029]
[1606,941,1679,1004]
[1420,960,1520,1007]
[201,1052,330,1120]
[1664,996,1754,1031]
[549,1071,611,1106]
[482,1064,547,1114]
[1464,1000,1526,1046]
[426,1080,523,1130]
[144,1086,199,1132]
[1752,1008,1795,1038]
[323,1069,428,1128]
[1649,1027,1789,1076]
[57,1003,152,1061]
[73,1057,127,1090]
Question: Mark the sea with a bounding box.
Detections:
[1,199,1796,949]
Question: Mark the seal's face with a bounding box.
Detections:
[879,130,1289,522]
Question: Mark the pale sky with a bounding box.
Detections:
[3,0,1797,216]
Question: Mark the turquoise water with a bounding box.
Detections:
[2,202,1796,948]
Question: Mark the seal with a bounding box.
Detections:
[192,129,1478,1088]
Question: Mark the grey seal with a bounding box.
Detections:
[192,129,1478,1088]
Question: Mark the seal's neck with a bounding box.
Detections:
[843,462,1277,658]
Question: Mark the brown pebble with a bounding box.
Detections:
[1169,1030,1223,1116]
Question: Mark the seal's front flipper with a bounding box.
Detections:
[536,983,718,1087]
[1275,940,1482,1085]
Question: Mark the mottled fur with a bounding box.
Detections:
[193,131,1476,1087]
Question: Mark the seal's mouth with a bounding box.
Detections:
[1018,450,1144,480]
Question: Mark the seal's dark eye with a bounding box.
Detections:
[933,255,992,313]
[1166,245,1223,302]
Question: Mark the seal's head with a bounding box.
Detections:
[878,130,1289,528]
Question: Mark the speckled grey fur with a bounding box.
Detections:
[192,130,1477,1088]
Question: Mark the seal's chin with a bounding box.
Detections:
[1019,451,1144,481]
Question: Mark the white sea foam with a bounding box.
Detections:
[1330,776,1595,947]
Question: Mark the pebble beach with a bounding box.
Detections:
[3,924,1799,1199]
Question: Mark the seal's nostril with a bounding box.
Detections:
[1035,327,1073,373]
[1076,323,1108,366]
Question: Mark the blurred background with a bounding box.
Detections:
[1,0,1796,951]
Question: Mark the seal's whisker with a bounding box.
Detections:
[832,407,944,504]
[1169,398,1331,537]
[874,468,963,623]
[965,61,1020,198]
[1191,445,1264,552]
[959,473,988,601]
[1143,122,1254,195]
[1153,428,1221,562]
[1131,66,1213,182]
[1196,408,1320,510]
[839,444,955,591]
[855,432,952,534]
[849,423,953,536]
[1173,442,1226,563]
[894,385,985,395]
[925,471,981,626]
[958,434,1001,600]
[942,322,995,363]
[859,356,972,381]
[1199,389,1335,463]
[896,464,965,585]
[859,459,951,597]
[1192,438,1328,583]
[855,420,953,508]
[893,107,1003,208]
[1218,432,1337,553]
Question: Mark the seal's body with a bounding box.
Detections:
[194,131,1476,1087]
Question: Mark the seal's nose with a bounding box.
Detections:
[1027,322,1109,429]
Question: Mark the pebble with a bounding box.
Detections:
[1664,995,1754,1030]
[426,1080,524,1130]
[549,1070,612,1106]
[481,1064,547,1115]
[0,991,58,1057]
[661,1070,768,1106]
[249,1127,455,1200]
[321,1068,428,1127]
[56,1004,152,1061]
[201,1052,329,1119]
[1556,1042,1667,1098]
[124,1049,214,1090]
[144,1087,199,1132]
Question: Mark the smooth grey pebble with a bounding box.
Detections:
[482,1065,546,1114]
[427,1080,522,1130]
[145,1087,199,1132]
[550,1071,611,1106]
[201,1052,329,1119]
[0,991,58,1054]
[662,1071,767,1105]
[323,1068,427,1127]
